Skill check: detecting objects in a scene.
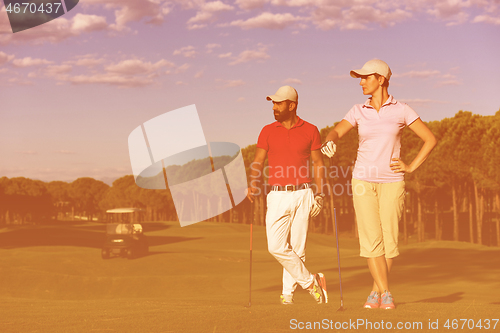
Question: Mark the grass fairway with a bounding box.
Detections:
[1,221,499,332]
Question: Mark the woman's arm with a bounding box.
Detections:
[390,118,437,173]
[322,119,354,157]
[325,119,354,143]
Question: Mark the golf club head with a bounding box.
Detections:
[244,303,251,308]
[336,306,345,312]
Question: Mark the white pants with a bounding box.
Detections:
[266,188,315,295]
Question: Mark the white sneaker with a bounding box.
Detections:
[280,294,294,305]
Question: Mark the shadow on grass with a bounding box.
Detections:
[102,250,171,260]
[0,224,200,250]
[399,292,465,304]
[341,247,500,304]
[324,265,365,274]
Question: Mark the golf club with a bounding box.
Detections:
[334,207,345,311]
[244,215,253,308]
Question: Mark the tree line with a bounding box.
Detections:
[1,110,499,247]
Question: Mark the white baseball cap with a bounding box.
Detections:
[350,59,392,81]
[266,85,298,103]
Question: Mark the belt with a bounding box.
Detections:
[271,183,311,192]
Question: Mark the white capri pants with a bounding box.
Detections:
[266,188,315,295]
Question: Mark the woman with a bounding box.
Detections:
[321,59,437,309]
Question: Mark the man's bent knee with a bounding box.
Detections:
[268,244,288,258]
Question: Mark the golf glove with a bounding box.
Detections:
[321,141,336,158]
[310,194,324,218]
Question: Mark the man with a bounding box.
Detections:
[246,85,328,305]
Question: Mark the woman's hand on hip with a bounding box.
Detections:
[390,158,412,173]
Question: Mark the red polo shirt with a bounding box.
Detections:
[257,117,322,186]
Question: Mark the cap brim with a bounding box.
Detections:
[266,95,287,102]
[350,69,375,78]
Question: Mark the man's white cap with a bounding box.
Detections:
[350,59,392,81]
[266,85,298,103]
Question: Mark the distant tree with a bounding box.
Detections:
[45,181,72,220]
[0,177,7,225]
[438,112,478,241]
[0,177,52,224]
[402,120,442,242]
[99,176,140,210]
[482,110,500,246]
[69,178,109,221]
[100,175,177,222]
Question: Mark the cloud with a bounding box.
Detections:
[60,73,155,87]
[0,51,14,66]
[237,97,246,102]
[393,70,442,79]
[194,70,204,78]
[436,79,462,87]
[83,0,172,30]
[393,69,462,87]
[16,150,38,155]
[175,63,191,73]
[228,12,305,29]
[37,55,181,87]
[69,55,106,67]
[45,65,73,76]
[0,12,108,45]
[187,1,234,29]
[175,81,188,85]
[473,14,500,25]
[71,13,108,33]
[219,52,233,58]
[1,0,497,49]
[12,57,53,67]
[106,59,174,75]
[283,78,302,85]
[7,77,33,85]
[425,0,471,25]
[0,0,174,43]
[173,46,197,58]
[235,0,269,10]
[228,46,270,65]
[223,79,246,87]
[399,99,451,107]
[227,0,500,30]
[340,5,412,29]
[206,43,221,53]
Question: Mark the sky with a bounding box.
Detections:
[0,0,499,184]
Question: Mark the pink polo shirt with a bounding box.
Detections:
[344,95,419,183]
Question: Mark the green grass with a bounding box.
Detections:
[0,221,499,332]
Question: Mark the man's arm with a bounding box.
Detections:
[311,149,326,195]
[309,149,326,217]
[246,147,267,203]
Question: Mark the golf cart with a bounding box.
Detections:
[101,208,148,259]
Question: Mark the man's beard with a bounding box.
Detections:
[274,109,292,122]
